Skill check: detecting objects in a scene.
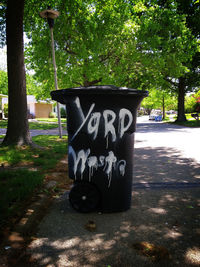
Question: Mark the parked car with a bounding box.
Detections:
[166,110,177,115]
[149,109,162,120]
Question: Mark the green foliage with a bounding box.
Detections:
[0,0,6,47]
[26,74,43,99]
[1,0,199,116]
[49,111,56,118]
[185,90,200,113]
[141,88,177,111]
[0,169,43,226]
[24,0,131,98]
[60,107,66,118]
[193,90,200,112]
[22,0,198,101]
[135,5,195,77]
[0,70,8,94]
[0,70,44,100]
[0,119,7,128]
[185,94,197,113]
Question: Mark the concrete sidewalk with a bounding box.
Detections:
[27,120,200,266]
[28,187,200,267]
[0,128,67,137]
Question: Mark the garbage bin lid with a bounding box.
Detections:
[51,85,148,103]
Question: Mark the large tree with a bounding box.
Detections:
[24,0,130,97]
[1,0,198,128]
[175,0,200,121]
[24,0,197,104]
[2,0,32,146]
[156,0,200,122]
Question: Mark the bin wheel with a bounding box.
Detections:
[69,182,100,213]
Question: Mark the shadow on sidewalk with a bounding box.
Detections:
[133,146,200,184]
[136,122,186,134]
[24,146,200,267]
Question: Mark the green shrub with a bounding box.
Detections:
[49,112,56,118]
[185,95,196,113]
[60,107,66,118]
[3,103,8,118]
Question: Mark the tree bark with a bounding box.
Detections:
[2,0,32,146]
[176,77,187,122]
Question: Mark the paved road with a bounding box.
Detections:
[136,116,200,163]
[0,127,68,138]
[133,117,200,189]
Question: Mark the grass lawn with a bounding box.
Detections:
[0,135,68,169]
[36,118,66,123]
[164,114,200,127]
[0,119,66,130]
[0,120,7,128]
[174,120,200,127]
[29,121,62,130]
[0,135,68,228]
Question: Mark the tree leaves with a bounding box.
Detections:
[23,0,199,99]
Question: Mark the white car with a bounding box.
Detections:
[149,110,162,120]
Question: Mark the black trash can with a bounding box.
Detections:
[51,85,148,213]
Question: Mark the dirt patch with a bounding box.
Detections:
[132,241,171,262]
[44,155,72,191]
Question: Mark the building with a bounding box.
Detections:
[0,95,53,119]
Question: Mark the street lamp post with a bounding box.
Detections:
[39,8,62,138]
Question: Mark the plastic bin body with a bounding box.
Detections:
[155,115,162,121]
[51,86,148,212]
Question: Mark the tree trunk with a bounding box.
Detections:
[2,0,32,146]
[162,95,165,120]
[176,77,187,122]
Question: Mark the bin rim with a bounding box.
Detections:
[51,85,148,100]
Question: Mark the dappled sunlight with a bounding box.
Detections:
[164,229,183,240]
[194,174,200,179]
[134,224,160,234]
[185,247,200,266]
[148,207,167,215]
[159,194,177,203]
[28,186,200,266]
[52,237,82,249]
[133,146,200,184]
[0,135,68,170]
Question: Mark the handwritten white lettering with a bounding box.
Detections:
[103,151,117,187]
[69,97,132,187]
[119,108,133,138]
[87,112,101,140]
[69,146,126,187]
[71,98,133,142]
[103,110,117,142]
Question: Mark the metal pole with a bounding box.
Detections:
[50,27,62,138]
[39,8,62,138]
